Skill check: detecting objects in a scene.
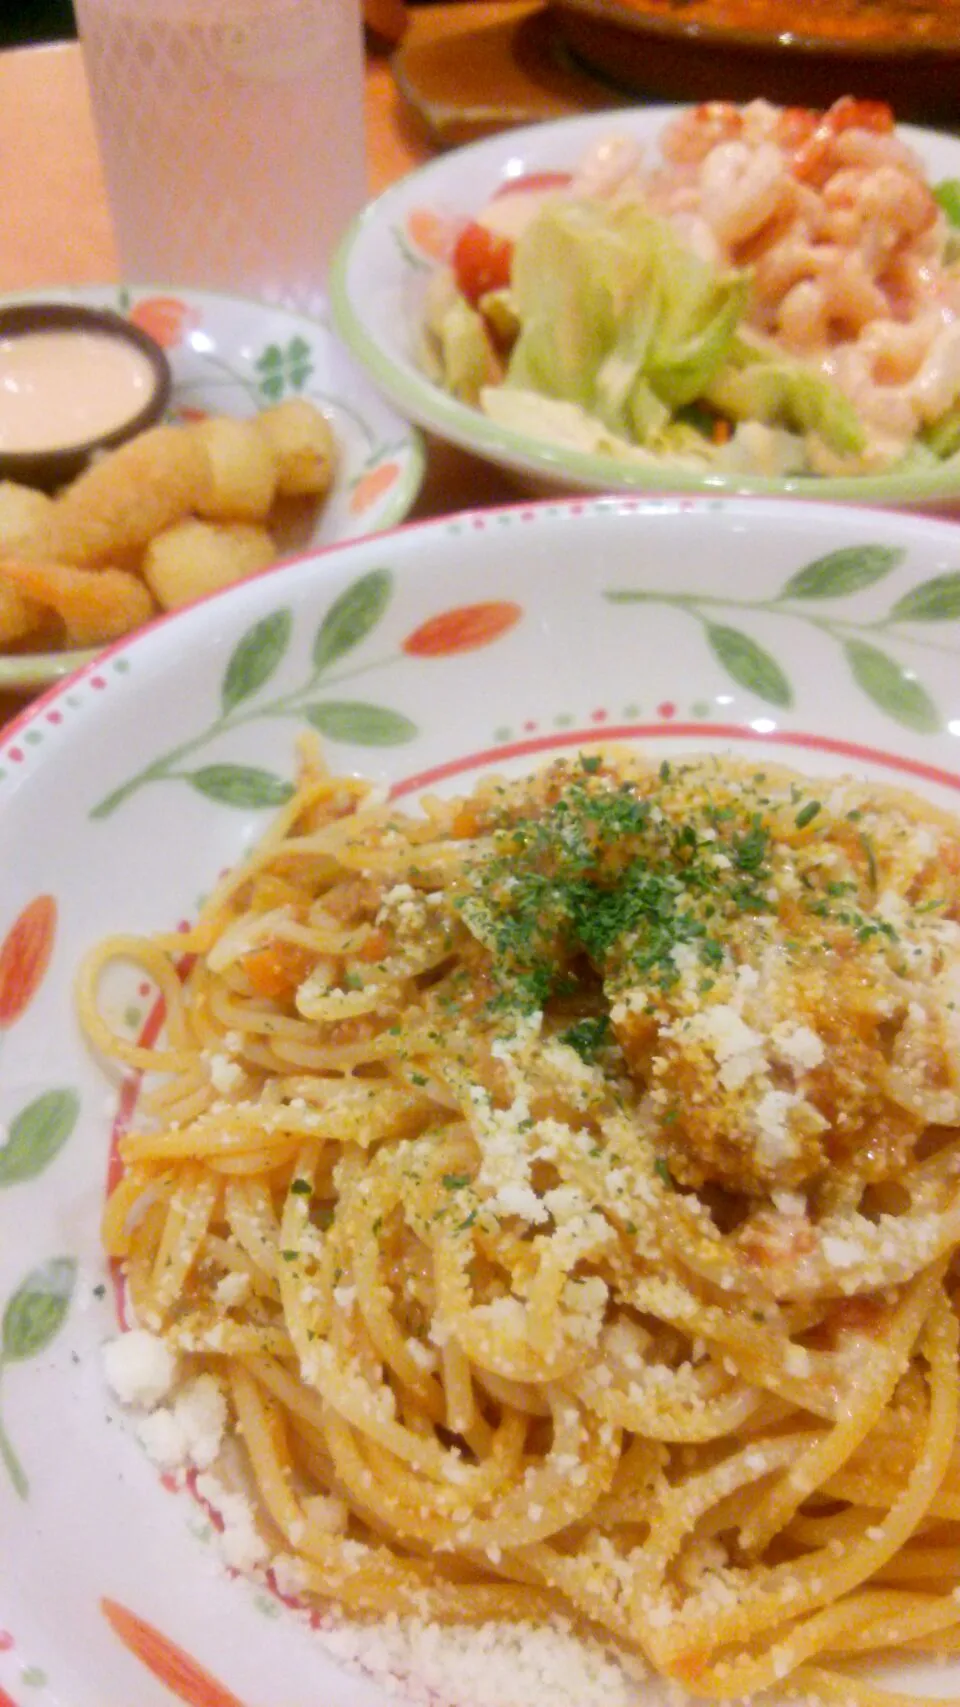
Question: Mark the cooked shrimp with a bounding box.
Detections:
[659,101,743,165]
[777,279,830,352]
[789,97,896,185]
[0,558,155,647]
[828,343,921,441]
[824,252,891,336]
[908,320,960,423]
[832,124,928,175]
[752,240,840,327]
[779,254,886,350]
[568,135,644,201]
[856,312,943,385]
[823,165,938,266]
[641,169,703,220]
[700,140,793,246]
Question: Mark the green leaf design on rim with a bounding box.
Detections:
[0,1257,76,1498]
[304,701,418,745]
[705,625,793,709]
[844,641,941,734]
[221,611,293,714]
[392,224,434,273]
[605,540,956,735]
[90,568,414,818]
[312,569,393,671]
[0,1089,80,1188]
[889,572,960,623]
[781,545,904,601]
[188,766,296,809]
[3,1259,74,1362]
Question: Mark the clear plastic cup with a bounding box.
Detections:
[74,0,367,314]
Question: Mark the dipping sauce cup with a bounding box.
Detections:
[0,302,171,489]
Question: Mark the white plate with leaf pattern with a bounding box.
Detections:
[2,494,960,1707]
[0,283,426,693]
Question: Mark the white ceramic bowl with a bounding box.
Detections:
[329,106,960,509]
[2,495,960,1705]
[0,284,425,692]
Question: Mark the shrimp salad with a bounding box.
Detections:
[421,99,960,479]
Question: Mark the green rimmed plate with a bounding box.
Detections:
[329,106,960,510]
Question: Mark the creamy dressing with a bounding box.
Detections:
[0,328,157,453]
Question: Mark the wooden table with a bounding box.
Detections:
[0,34,521,725]
[0,38,438,285]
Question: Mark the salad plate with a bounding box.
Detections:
[329,105,960,508]
[0,284,425,693]
[3,494,960,1706]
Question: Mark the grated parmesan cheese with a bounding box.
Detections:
[136,1374,228,1474]
[102,1329,177,1409]
[195,1470,270,1572]
[772,1023,825,1073]
[206,1052,244,1093]
[313,1613,646,1707]
[752,1089,803,1166]
[214,1270,252,1308]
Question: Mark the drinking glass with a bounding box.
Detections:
[74,0,368,314]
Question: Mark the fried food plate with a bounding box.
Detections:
[0,284,425,691]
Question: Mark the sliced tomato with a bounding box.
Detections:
[791,95,895,181]
[823,95,895,134]
[491,170,573,199]
[775,106,819,149]
[452,221,514,306]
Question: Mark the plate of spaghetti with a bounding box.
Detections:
[331,98,960,505]
[7,493,960,1707]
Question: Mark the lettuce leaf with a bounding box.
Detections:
[502,200,750,442]
[705,352,866,457]
[432,294,499,407]
[429,194,871,467]
[923,399,960,459]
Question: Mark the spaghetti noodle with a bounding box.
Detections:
[82,744,960,1702]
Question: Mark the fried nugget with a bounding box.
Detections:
[0,480,58,560]
[142,520,276,611]
[192,416,278,523]
[45,424,210,567]
[0,577,45,646]
[256,399,336,498]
